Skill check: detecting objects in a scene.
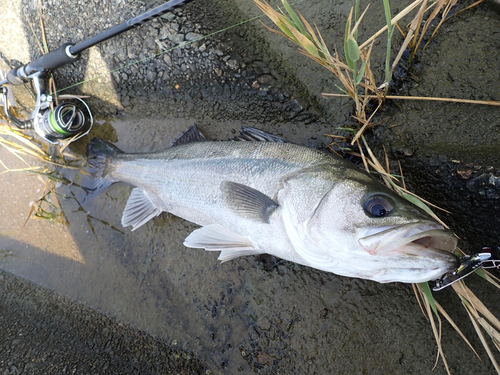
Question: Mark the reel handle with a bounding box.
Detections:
[1,73,45,129]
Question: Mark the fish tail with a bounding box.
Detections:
[86,138,123,191]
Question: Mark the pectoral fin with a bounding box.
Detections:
[183,224,262,262]
[122,188,162,231]
[221,181,278,223]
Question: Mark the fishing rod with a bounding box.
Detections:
[0,0,194,143]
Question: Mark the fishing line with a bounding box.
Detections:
[55,0,306,94]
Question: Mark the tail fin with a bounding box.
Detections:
[86,138,123,191]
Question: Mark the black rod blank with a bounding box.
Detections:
[69,0,194,56]
[1,0,194,87]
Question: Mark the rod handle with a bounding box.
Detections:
[6,43,80,86]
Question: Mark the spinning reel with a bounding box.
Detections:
[0,0,194,144]
[1,72,93,144]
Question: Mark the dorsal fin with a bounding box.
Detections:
[169,124,291,147]
[169,124,206,147]
[170,125,288,145]
[231,127,289,143]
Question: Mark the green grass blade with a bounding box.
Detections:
[346,38,360,62]
[354,0,360,40]
[282,0,306,35]
[344,10,351,52]
[276,19,299,43]
[334,85,350,95]
[355,58,368,85]
[382,0,394,87]
[420,282,439,319]
[383,0,393,31]
[475,268,487,280]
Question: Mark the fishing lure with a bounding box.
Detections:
[433,247,500,291]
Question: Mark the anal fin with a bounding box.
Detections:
[183,224,262,262]
[122,188,162,231]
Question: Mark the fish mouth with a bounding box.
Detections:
[358,222,458,260]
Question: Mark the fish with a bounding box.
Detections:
[86,125,459,284]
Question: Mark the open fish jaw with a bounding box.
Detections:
[358,222,456,254]
[358,222,459,273]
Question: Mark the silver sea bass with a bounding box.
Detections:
[87,126,459,283]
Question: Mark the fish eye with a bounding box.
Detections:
[364,196,394,218]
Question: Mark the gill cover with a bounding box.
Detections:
[279,165,349,270]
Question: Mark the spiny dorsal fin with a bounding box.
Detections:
[221,181,278,223]
[122,188,162,231]
[170,125,288,145]
[231,127,289,143]
[169,124,206,148]
[183,224,262,262]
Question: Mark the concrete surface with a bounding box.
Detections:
[0,0,499,374]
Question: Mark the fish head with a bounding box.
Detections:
[281,164,459,283]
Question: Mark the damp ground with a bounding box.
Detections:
[0,0,500,374]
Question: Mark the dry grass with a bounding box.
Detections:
[0,118,85,226]
[0,119,123,242]
[322,93,500,107]
[257,0,500,144]
[256,0,500,373]
[255,0,381,143]
[364,136,500,373]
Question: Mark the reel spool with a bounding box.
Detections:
[34,95,93,144]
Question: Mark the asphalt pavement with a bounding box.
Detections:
[0,270,207,375]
